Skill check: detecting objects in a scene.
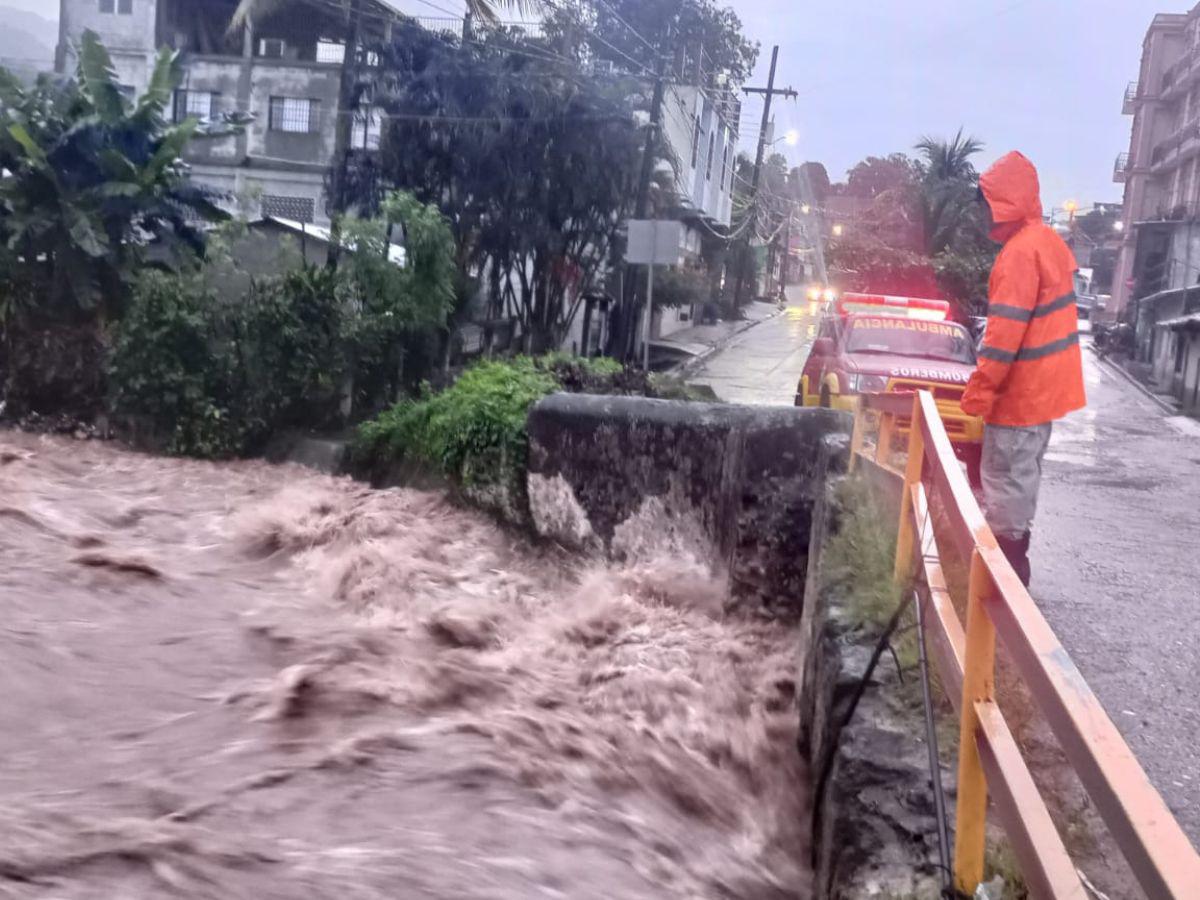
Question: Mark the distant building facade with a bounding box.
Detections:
[57,0,388,225]
[1114,7,1200,316]
[1114,4,1200,406]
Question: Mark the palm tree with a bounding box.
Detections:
[914,128,984,182]
[912,129,985,257]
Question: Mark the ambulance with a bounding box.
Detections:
[795,293,984,483]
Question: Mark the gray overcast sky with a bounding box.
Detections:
[738,0,1172,208]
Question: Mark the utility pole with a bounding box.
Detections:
[327,0,364,269]
[778,213,791,299]
[618,31,672,361]
[731,45,796,311]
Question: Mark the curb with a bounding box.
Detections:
[1090,347,1178,415]
[673,306,784,378]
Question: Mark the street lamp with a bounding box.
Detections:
[1113,220,1126,233]
[801,203,811,215]
[832,223,844,237]
[767,128,800,148]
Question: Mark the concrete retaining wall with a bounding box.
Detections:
[797,454,947,899]
[526,392,850,616]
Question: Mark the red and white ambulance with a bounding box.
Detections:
[795,293,984,481]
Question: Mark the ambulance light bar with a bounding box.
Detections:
[835,293,950,321]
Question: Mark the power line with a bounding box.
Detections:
[405,0,462,17]
[536,0,657,78]
[591,0,658,56]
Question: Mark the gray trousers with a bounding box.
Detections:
[980,423,1053,540]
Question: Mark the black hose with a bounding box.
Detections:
[914,584,955,897]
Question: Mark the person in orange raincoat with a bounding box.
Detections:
[961,151,1086,586]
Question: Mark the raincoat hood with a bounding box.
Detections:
[979,151,1043,238]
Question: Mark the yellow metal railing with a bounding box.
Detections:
[850,390,1200,898]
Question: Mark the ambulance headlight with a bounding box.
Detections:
[846,373,887,392]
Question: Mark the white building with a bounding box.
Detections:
[652,80,739,339]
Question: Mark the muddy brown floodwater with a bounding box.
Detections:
[0,430,812,899]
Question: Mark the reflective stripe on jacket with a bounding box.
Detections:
[961,151,1086,426]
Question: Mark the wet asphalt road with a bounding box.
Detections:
[689,293,820,404]
[1037,351,1200,841]
[694,311,1200,845]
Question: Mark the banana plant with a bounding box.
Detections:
[0,31,243,320]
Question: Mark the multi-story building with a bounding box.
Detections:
[649,77,739,338]
[57,0,389,225]
[1113,5,1200,404]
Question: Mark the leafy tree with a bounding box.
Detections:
[799,161,831,203]
[582,0,758,85]
[826,132,995,317]
[374,22,654,352]
[1076,206,1120,242]
[844,154,921,200]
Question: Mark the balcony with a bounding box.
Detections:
[1114,152,1131,183]
[1160,52,1200,101]
[1144,201,1200,223]
[1124,81,1139,114]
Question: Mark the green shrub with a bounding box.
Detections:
[356,359,558,513]
[353,354,715,518]
[239,266,348,430]
[108,270,252,458]
[821,477,902,629]
[110,265,351,458]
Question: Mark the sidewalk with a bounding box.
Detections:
[655,301,781,376]
[1092,347,1181,415]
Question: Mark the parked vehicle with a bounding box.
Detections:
[795,293,985,484]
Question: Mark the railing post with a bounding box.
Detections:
[875,409,894,467]
[848,396,865,473]
[954,549,998,894]
[892,393,924,585]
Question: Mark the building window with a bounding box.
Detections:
[721,144,730,190]
[316,39,346,64]
[261,195,315,224]
[706,132,716,181]
[174,90,215,122]
[259,38,286,59]
[350,108,382,150]
[100,0,133,13]
[268,97,319,133]
[691,116,701,168]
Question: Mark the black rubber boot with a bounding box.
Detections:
[995,532,1032,587]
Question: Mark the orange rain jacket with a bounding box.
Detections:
[961,151,1086,426]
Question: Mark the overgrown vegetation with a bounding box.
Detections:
[821,477,903,629]
[354,355,710,516]
[0,32,242,414]
[107,190,458,458]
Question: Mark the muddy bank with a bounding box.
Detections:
[0,430,811,898]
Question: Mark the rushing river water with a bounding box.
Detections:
[0,430,812,899]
